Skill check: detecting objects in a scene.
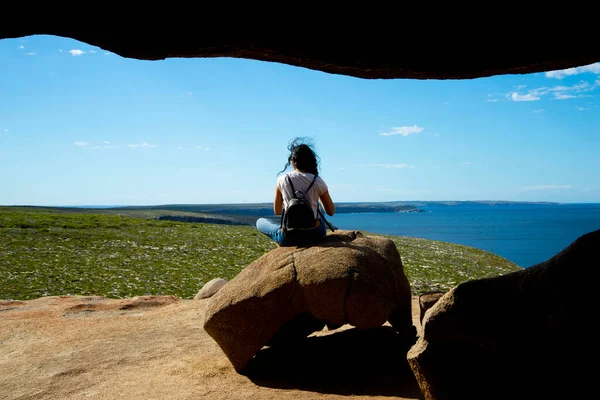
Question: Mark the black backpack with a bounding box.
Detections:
[280,174,335,236]
[281,174,318,231]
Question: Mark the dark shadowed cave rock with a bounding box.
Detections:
[407,229,600,400]
[1,13,598,80]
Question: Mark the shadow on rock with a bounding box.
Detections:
[243,326,424,398]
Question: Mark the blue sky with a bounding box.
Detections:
[1,34,599,206]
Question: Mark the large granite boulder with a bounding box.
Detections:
[407,228,599,400]
[203,230,415,372]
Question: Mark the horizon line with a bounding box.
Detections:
[4,200,600,208]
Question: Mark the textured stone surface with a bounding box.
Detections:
[203,230,415,372]
[0,294,425,400]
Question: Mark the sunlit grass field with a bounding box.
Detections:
[0,207,522,300]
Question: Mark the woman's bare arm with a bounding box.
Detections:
[273,186,284,215]
[319,190,335,216]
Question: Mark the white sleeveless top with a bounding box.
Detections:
[276,171,328,219]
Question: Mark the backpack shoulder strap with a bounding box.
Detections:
[285,175,296,198]
[305,174,318,194]
[285,174,317,197]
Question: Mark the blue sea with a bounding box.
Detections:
[324,203,600,268]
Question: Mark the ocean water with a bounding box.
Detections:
[324,203,600,268]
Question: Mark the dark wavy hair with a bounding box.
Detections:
[278,137,320,176]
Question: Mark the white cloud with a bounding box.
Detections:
[127,140,157,148]
[443,101,450,105]
[4,129,8,132]
[89,50,96,53]
[18,45,24,49]
[533,109,544,114]
[487,98,500,102]
[176,146,185,150]
[520,184,572,192]
[379,125,424,137]
[554,93,576,100]
[507,80,598,102]
[576,106,591,111]
[459,161,474,165]
[508,92,540,102]
[26,52,36,56]
[74,141,89,147]
[58,49,63,52]
[371,163,414,169]
[545,62,600,79]
[195,146,209,150]
[69,49,85,56]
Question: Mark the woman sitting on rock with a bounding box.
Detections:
[256,137,335,246]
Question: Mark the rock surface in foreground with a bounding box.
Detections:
[0,294,424,400]
[203,230,416,372]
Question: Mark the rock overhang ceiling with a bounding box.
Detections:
[1,23,599,80]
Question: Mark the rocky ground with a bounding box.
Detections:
[0,295,425,400]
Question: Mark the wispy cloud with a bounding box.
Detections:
[520,184,572,192]
[507,80,599,102]
[26,52,36,56]
[379,125,424,137]
[69,49,85,56]
[554,93,576,100]
[195,146,209,150]
[533,109,544,114]
[18,45,24,49]
[459,161,474,165]
[74,141,118,149]
[4,129,8,133]
[508,92,540,102]
[371,163,416,169]
[545,62,600,79]
[576,106,591,111]
[89,50,96,54]
[127,140,157,148]
[58,49,63,52]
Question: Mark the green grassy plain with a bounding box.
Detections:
[0,207,522,300]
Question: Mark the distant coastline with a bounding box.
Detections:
[97,200,565,214]
[11,200,571,219]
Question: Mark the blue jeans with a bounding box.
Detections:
[256,217,327,246]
